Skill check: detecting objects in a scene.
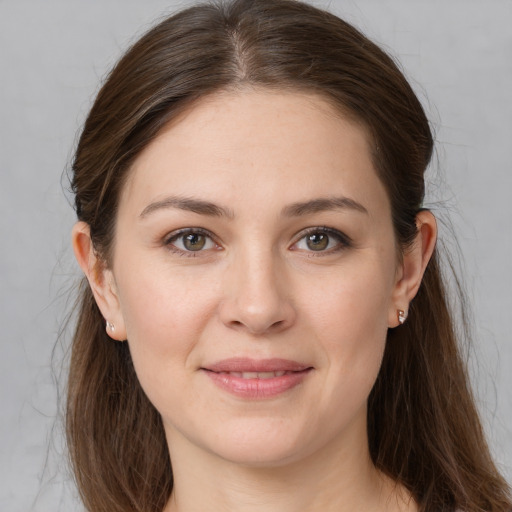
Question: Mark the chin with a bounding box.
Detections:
[215,441,308,468]
[195,417,322,468]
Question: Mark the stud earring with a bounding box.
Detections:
[397,309,407,325]
[106,321,115,332]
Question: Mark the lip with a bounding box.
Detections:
[201,358,313,399]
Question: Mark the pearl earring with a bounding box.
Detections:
[106,321,115,332]
[397,309,407,325]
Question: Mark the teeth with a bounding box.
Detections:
[252,372,274,379]
[242,372,259,379]
[221,371,289,379]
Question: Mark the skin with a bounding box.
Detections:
[73,89,436,512]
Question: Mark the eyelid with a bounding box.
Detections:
[164,227,221,254]
[290,226,352,253]
[162,226,351,255]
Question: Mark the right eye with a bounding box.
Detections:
[291,227,352,255]
[165,229,219,254]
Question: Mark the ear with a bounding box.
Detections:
[388,210,437,327]
[72,221,127,341]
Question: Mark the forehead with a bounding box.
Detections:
[120,89,387,217]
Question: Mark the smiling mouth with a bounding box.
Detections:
[213,370,291,379]
[202,358,312,399]
[203,357,310,373]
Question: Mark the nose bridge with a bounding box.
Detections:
[220,242,295,334]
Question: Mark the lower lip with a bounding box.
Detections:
[203,369,311,399]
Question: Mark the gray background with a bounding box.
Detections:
[1,1,511,510]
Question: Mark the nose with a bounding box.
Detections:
[218,248,296,335]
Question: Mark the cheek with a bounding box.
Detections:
[300,258,393,393]
[303,257,393,339]
[114,263,219,388]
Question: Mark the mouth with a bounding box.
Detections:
[201,358,313,399]
[213,370,292,379]
[203,357,311,373]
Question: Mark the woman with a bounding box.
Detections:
[67,0,511,511]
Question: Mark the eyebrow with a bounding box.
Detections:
[281,196,368,217]
[139,196,234,219]
[139,194,368,220]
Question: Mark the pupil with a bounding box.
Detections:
[184,233,205,251]
[307,233,328,251]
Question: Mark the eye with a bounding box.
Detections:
[292,227,350,253]
[166,229,218,253]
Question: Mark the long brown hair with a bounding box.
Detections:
[67,1,511,511]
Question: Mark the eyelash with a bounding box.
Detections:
[163,226,352,257]
[164,228,220,256]
[291,227,352,255]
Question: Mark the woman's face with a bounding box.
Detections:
[106,90,405,466]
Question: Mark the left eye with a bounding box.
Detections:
[167,230,217,252]
[293,229,348,252]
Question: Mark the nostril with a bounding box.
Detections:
[220,294,296,335]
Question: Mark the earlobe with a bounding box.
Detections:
[388,210,437,327]
[71,222,127,341]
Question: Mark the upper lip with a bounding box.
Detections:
[203,358,311,373]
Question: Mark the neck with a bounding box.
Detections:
[163,421,416,512]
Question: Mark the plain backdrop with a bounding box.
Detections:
[1,1,511,510]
